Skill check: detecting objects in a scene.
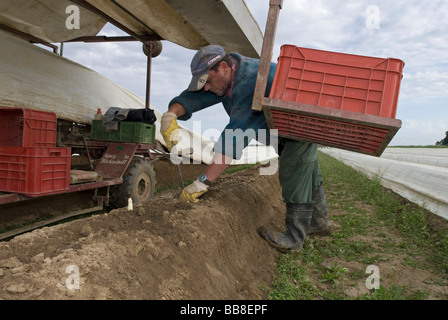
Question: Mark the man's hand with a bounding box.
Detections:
[180,180,208,203]
[160,112,179,151]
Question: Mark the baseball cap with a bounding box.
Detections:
[188,45,226,91]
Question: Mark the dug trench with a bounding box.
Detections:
[0,162,286,299]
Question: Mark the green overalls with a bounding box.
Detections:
[279,140,323,203]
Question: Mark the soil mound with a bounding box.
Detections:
[0,165,284,300]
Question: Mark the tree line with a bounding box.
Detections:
[436,131,448,145]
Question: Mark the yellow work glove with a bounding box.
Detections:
[180,180,208,203]
[160,112,179,151]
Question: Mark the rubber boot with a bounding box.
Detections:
[308,185,331,236]
[258,203,313,254]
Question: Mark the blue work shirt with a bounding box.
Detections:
[169,53,277,160]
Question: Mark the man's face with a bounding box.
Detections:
[203,62,231,96]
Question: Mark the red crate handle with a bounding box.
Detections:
[50,149,63,156]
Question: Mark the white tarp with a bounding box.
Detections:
[0,30,139,125]
[0,0,106,43]
[0,0,262,57]
[321,148,448,221]
[233,145,278,165]
[380,148,448,168]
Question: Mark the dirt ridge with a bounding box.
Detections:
[0,166,284,300]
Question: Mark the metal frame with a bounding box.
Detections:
[0,22,59,53]
[252,0,283,112]
[69,0,157,43]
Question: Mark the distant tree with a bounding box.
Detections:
[436,131,448,145]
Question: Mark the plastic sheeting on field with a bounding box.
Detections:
[320,148,448,221]
[380,148,448,169]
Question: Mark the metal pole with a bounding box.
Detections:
[145,41,152,109]
[251,0,283,111]
[0,22,59,53]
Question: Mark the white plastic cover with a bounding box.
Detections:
[0,0,106,43]
[321,148,448,221]
[0,0,262,57]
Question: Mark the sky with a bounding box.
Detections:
[61,0,448,146]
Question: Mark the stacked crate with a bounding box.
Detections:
[0,108,71,197]
[90,120,156,144]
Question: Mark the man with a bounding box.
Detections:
[160,45,330,253]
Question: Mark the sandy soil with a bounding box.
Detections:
[0,164,284,300]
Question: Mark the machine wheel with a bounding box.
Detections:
[110,158,157,208]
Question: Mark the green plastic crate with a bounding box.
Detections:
[90,120,155,144]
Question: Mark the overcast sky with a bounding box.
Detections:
[62,0,448,146]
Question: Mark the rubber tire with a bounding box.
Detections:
[110,158,156,208]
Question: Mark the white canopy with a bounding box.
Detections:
[0,0,262,57]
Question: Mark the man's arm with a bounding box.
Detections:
[204,153,233,182]
[167,102,232,183]
[164,103,233,202]
[168,102,187,118]
[179,152,232,203]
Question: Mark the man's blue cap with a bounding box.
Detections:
[188,45,226,91]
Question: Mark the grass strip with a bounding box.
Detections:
[265,150,448,300]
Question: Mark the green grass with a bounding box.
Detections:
[264,150,448,300]
[223,163,259,174]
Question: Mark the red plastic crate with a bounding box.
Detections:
[0,146,71,197]
[0,107,57,147]
[269,45,404,118]
[263,45,404,156]
[268,106,398,156]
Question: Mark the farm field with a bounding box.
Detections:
[1,151,447,301]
